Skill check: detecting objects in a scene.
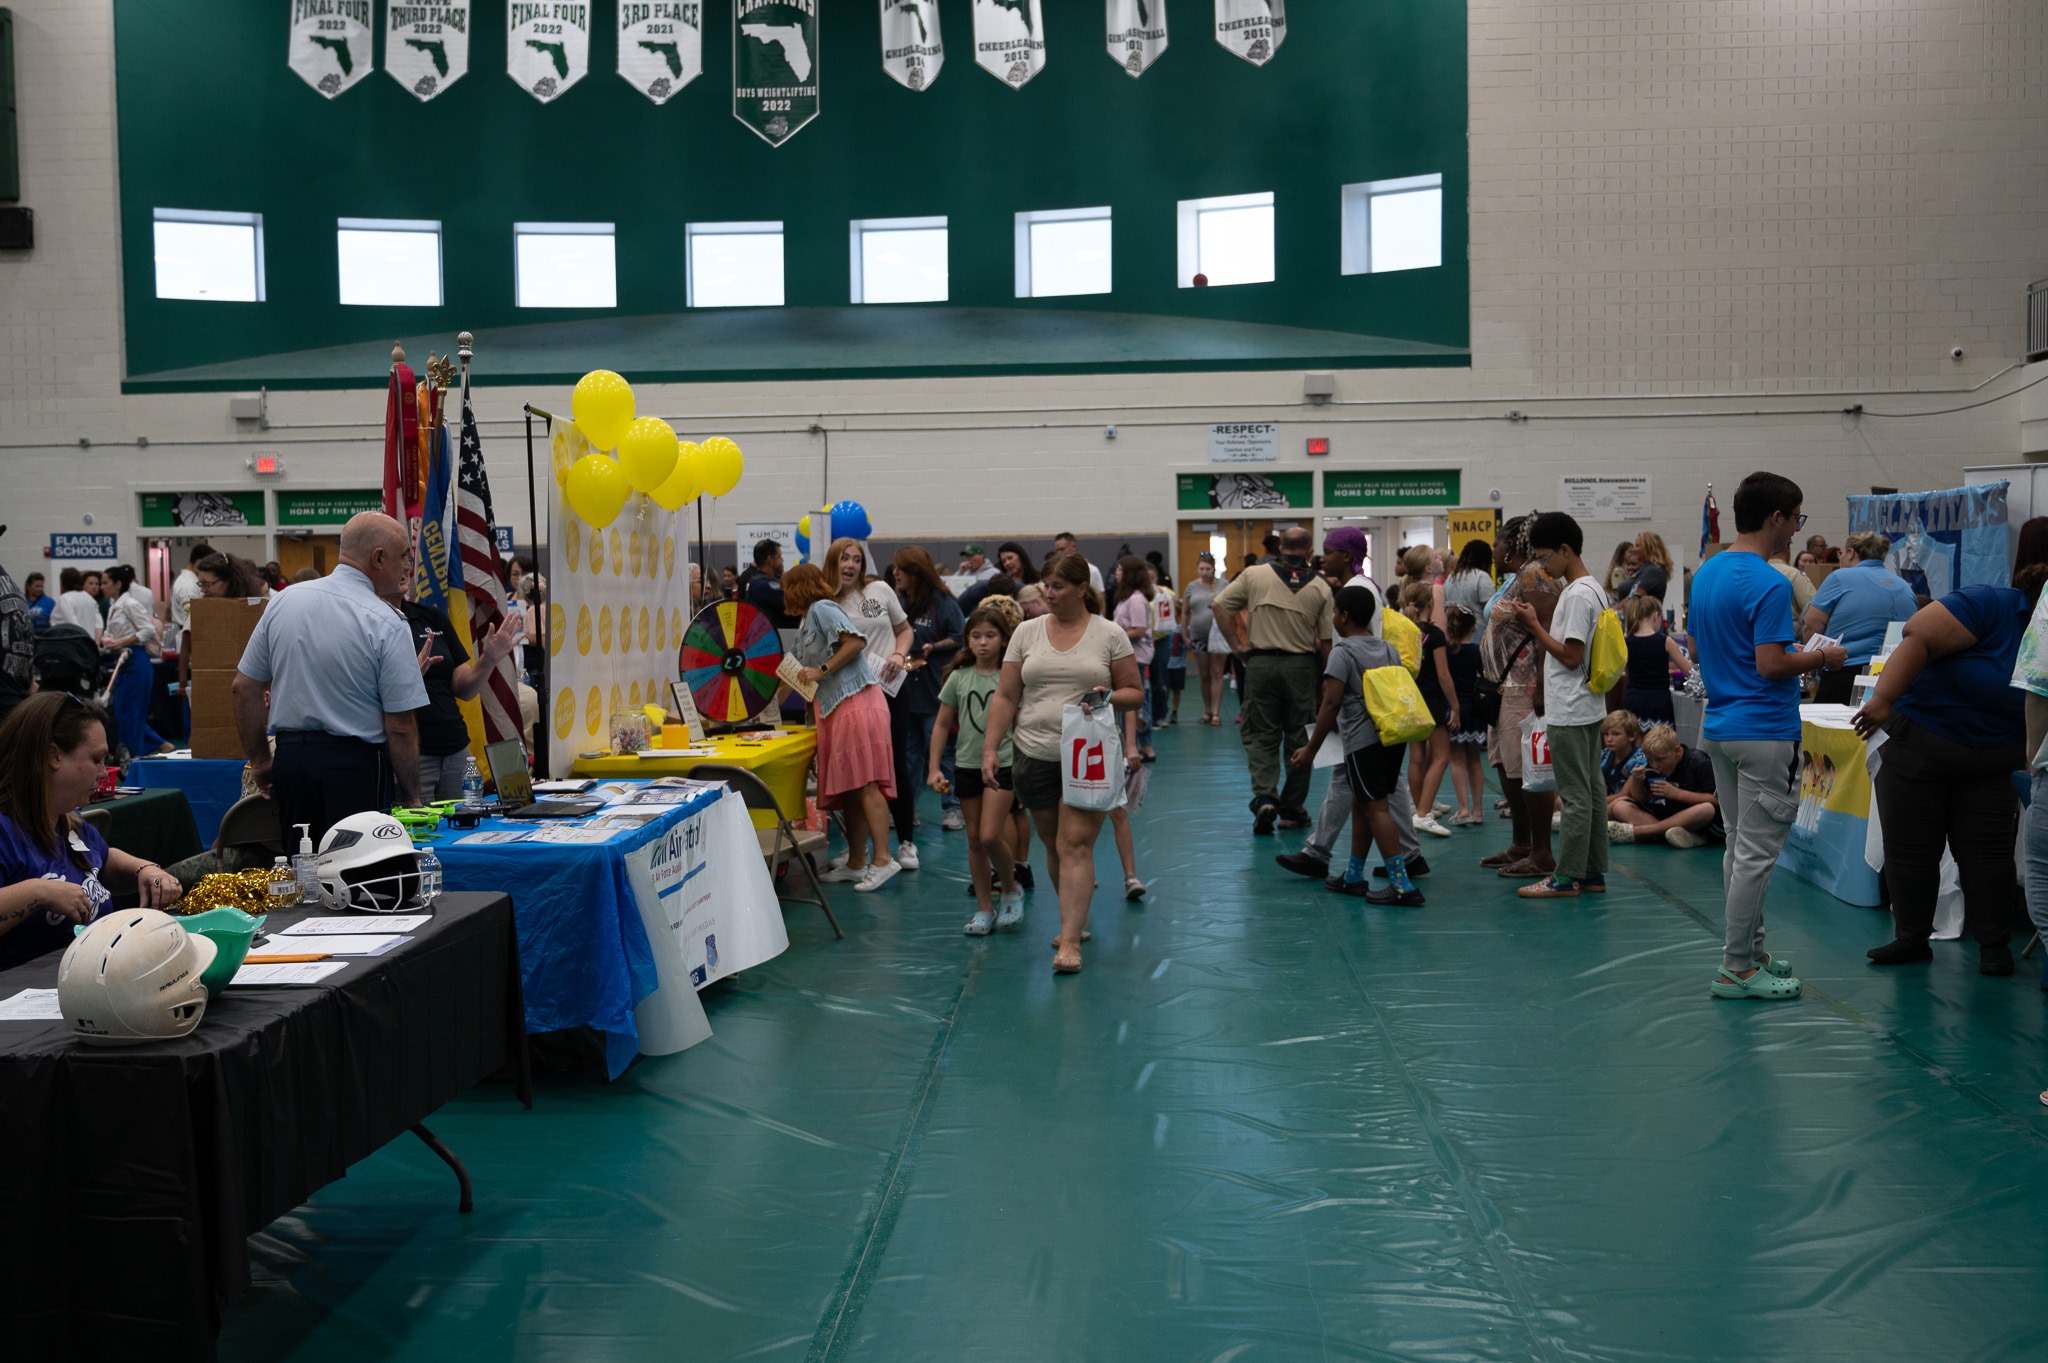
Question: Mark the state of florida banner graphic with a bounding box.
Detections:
[547,484,694,775]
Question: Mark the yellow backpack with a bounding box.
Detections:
[1379,608,1423,676]
[1362,664,1437,745]
[1587,607,1627,694]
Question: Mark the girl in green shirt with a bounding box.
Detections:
[931,607,1020,935]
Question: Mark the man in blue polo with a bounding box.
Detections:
[232,512,428,843]
[1690,472,1846,1002]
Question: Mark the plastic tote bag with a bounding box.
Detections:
[1061,701,1124,811]
[1361,665,1436,746]
[1520,713,1555,792]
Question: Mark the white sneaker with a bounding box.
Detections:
[995,890,1025,929]
[942,808,966,832]
[1665,826,1707,849]
[827,852,850,870]
[964,909,995,936]
[1413,815,1454,838]
[1430,802,1452,817]
[897,842,921,871]
[855,860,902,892]
[820,864,867,883]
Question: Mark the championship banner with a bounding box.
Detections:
[508,1,591,103]
[1846,480,2011,597]
[387,1,470,100]
[620,2,704,103]
[1215,0,1285,66]
[880,0,944,91]
[973,0,1046,89]
[733,0,820,145]
[547,487,694,777]
[288,0,374,98]
[1105,0,1166,78]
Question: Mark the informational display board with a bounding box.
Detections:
[1448,507,1501,567]
[275,489,383,525]
[1208,422,1281,464]
[1847,481,2010,596]
[50,533,116,560]
[547,486,694,777]
[734,521,801,568]
[1559,475,1652,522]
[624,785,790,989]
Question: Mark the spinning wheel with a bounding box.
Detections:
[678,600,785,723]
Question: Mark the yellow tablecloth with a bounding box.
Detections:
[573,728,816,829]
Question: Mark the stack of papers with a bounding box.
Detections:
[228,914,426,986]
[0,988,61,1021]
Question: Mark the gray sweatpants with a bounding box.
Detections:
[1704,738,1800,975]
[1306,748,1422,863]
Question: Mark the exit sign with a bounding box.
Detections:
[1306,437,1330,457]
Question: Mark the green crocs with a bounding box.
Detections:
[1711,966,1802,1001]
[1756,954,1793,979]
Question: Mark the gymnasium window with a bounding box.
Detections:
[514,222,617,308]
[1015,207,1112,298]
[152,208,265,302]
[1176,192,1274,288]
[687,222,786,308]
[850,216,949,304]
[337,218,443,307]
[1340,174,1444,275]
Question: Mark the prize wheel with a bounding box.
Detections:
[678,600,784,723]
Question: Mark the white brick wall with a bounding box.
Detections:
[3,0,2043,578]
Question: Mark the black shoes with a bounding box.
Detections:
[1253,802,1277,835]
[1866,938,1933,965]
[1980,942,2015,977]
[1275,810,1312,830]
[1365,885,1425,907]
[1275,852,1331,879]
[1373,855,1431,879]
[1013,862,1034,890]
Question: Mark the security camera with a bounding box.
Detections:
[1950,346,1965,360]
[1104,425,1117,440]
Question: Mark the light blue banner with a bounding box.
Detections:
[1845,480,2009,596]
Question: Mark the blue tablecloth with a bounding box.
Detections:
[434,783,723,1078]
[127,757,246,846]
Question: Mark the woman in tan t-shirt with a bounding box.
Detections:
[982,553,1143,975]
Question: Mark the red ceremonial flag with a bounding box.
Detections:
[382,353,418,520]
[453,390,522,746]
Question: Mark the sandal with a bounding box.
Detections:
[1496,859,1552,879]
[1756,954,1793,978]
[964,910,995,936]
[1124,876,1147,901]
[1053,946,1084,974]
[1050,929,1094,946]
[1479,847,1529,868]
[1710,966,1802,1001]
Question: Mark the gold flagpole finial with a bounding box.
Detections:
[391,341,406,366]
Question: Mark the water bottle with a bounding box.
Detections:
[462,755,483,803]
[266,856,302,911]
[416,845,442,906]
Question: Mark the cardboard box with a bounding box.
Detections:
[187,597,266,672]
[187,668,244,759]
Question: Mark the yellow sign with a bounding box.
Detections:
[1449,508,1501,575]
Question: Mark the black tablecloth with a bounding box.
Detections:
[0,892,528,1361]
[85,785,204,867]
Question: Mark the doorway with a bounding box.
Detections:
[1321,514,1449,584]
[276,536,340,581]
[1176,517,1311,583]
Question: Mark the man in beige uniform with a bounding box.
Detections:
[1213,527,1335,833]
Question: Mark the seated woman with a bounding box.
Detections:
[0,692,183,969]
[1607,724,1721,848]
[1600,710,1646,815]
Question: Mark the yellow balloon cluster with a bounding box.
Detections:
[698,436,744,498]
[572,370,636,451]
[618,416,680,493]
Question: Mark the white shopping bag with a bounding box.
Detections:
[1520,713,1555,793]
[1061,701,1124,811]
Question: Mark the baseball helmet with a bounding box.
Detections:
[58,909,216,1045]
[317,811,424,913]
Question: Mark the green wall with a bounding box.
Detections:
[114,1,1467,382]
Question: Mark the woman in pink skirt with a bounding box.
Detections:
[785,564,901,892]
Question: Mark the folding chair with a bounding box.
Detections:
[689,763,842,940]
[78,807,112,840]
[213,793,284,861]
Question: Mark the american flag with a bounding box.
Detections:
[455,392,521,745]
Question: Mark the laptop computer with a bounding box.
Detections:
[486,739,604,819]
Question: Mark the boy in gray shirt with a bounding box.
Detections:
[1291,586,1420,905]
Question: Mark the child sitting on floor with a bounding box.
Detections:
[1600,710,1647,817]
[1607,724,1721,848]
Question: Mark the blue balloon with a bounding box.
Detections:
[829,500,872,541]
[794,525,810,561]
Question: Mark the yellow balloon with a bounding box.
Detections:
[565,453,630,528]
[572,370,636,451]
[698,436,744,498]
[797,513,811,539]
[649,441,704,511]
[618,416,679,493]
